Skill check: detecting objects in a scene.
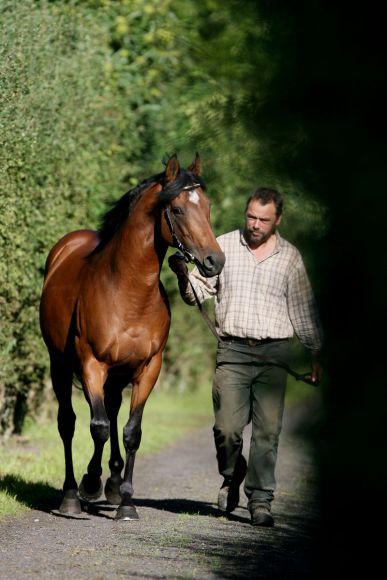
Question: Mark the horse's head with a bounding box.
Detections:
[160,154,225,277]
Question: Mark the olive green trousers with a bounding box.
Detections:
[212,339,290,511]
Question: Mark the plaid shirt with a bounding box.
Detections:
[182,229,323,353]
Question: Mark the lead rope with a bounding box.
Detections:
[182,269,317,387]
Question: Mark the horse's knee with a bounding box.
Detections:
[123,423,142,452]
[58,408,76,441]
[90,417,110,443]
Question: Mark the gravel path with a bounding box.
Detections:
[0,397,321,579]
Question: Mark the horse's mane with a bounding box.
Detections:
[93,169,206,252]
[95,173,163,249]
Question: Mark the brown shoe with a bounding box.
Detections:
[218,455,247,513]
[251,504,274,527]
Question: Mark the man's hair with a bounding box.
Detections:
[245,187,284,217]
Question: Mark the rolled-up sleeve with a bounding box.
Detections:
[287,259,323,353]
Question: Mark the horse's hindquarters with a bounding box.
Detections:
[40,230,99,353]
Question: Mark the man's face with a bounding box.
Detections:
[244,200,281,248]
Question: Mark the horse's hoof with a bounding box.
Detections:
[59,490,82,515]
[78,474,103,501]
[105,477,123,505]
[115,504,139,521]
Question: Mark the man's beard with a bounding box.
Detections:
[244,226,276,248]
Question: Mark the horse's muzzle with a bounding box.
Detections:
[197,251,225,277]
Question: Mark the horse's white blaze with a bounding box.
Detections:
[188,189,200,205]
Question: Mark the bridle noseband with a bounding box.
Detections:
[163,184,201,264]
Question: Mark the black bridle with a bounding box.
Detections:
[163,184,201,264]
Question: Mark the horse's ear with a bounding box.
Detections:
[188,152,201,177]
[165,154,180,183]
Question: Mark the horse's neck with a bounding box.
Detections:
[100,189,166,288]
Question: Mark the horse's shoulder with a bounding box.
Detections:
[44,229,99,277]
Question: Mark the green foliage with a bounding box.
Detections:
[1,0,117,433]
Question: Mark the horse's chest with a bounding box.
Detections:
[113,328,166,365]
[87,304,170,367]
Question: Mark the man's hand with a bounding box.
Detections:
[300,358,323,386]
[310,361,323,385]
[168,252,188,278]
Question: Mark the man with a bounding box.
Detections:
[169,187,323,527]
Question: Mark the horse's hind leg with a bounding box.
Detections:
[79,357,109,501]
[116,353,162,521]
[50,356,81,515]
[104,382,125,505]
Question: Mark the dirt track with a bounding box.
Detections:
[0,396,322,579]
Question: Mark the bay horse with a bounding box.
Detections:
[39,154,225,520]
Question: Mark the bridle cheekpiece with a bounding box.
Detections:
[163,183,201,263]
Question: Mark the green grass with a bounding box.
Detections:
[0,385,213,518]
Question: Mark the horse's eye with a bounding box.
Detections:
[172,207,184,216]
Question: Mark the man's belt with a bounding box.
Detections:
[223,337,289,347]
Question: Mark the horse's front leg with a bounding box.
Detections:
[79,357,110,501]
[104,381,125,505]
[116,353,162,521]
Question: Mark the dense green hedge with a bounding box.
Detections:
[0,0,189,434]
[1,1,113,433]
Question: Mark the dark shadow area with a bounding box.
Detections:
[72,496,251,524]
[75,498,117,521]
[85,496,319,578]
[48,510,90,521]
[0,474,107,520]
[0,473,61,513]
[134,497,249,523]
[196,531,317,580]
[0,473,249,523]
[238,1,387,576]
